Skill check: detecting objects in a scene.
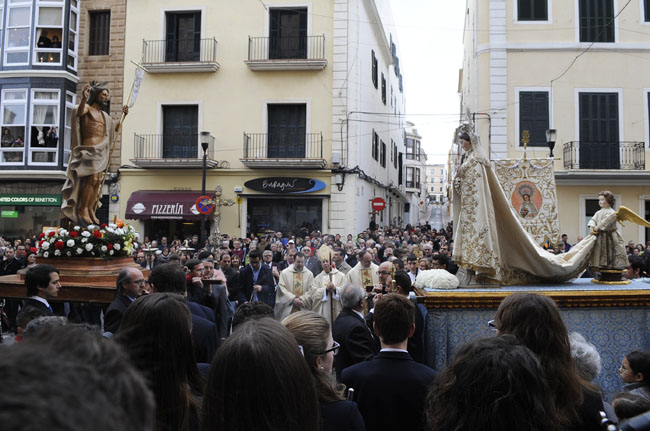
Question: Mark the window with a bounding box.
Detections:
[440,168,444,174]
[372,130,379,161]
[5,2,32,65]
[380,140,386,167]
[0,89,27,164]
[33,2,64,65]
[267,104,306,158]
[398,152,403,185]
[89,10,110,55]
[165,11,201,62]
[371,50,378,88]
[645,0,650,22]
[519,91,549,147]
[269,8,307,59]
[30,89,60,165]
[406,167,414,188]
[579,0,614,42]
[415,168,421,189]
[68,0,79,69]
[381,73,386,104]
[63,91,75,167]
[162,105,199,158]
[578,92,620,168]
[392,141,398,169]
[405,137,420,160]
[517,0,548,21]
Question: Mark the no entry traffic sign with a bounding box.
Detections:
[371,197,386,211]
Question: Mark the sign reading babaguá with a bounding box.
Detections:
[0,194,61,206]
[244,177,326,194]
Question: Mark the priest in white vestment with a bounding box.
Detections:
[274,252,315,321]
[345,249,379,292]
[304,257,346,326]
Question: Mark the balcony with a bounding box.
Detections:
[141,38,219,73]
[241,132,326,169]
[245,35,327,71]
[131,133,221,168]
[563,141,645,170]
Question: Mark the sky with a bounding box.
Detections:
[388,0,466,164]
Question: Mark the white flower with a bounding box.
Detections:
[49,237,56,244]
[114,243,121,251]
[58,229,68,236]
[85,243,93,252]
[101,245,107,252]
[115,228,124,235]
[108,223,117,229]
[109,250,114,255]
[43,251,49,258]
[87,224,98,231]
[66,239,75,247]
[76,248,83,255]
[41,241,50,250]
[81,231,91,238]
[66,251,71,256]
[415,269,459,290]
[54,250,61,256]
[73,225,81,231]
[105,227,115,233]
[81,238,87,243]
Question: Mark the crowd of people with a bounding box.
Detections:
[2,223,650,430]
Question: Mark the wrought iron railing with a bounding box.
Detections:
[133,134,215,159]
[243,132,323,159]
[141,38,218,64]
[563,141,645,170]
[247,35,325,61]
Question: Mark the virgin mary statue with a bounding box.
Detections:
[452,124,603,286]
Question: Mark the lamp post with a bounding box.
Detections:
[199,131,210,247]
[545,129,557,158]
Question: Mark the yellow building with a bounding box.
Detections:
[460,0,650,245]
[118,0,408,242]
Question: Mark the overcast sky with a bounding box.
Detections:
[389,0,466,164]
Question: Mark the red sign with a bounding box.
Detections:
[195,196,214,215]
[371,197,386,211]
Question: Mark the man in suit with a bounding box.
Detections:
[1,246,23,275]
[302,246,322,277]
[262,249,281,285]
[236,249,275,307]
[277,247,297,272]
[333,247,352,274]
[104,267,144,333]
[332,283,378,380]
[24,264,61,316]
[341,294,436,431]
[148,263,220,363]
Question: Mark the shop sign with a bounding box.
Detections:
[244,177,326,194]
[1,210,18,218]
[0,194,61,206]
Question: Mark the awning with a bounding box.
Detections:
[125,191,204,220]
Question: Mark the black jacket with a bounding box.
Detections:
[332,308,378,380]
[236,264,275,306]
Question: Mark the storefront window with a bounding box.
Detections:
[0,204,61,238]
[1,89,27,165]
[248,198,322,237]
[5,2,32,65]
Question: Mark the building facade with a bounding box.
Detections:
[460,0,650,244]
[118,0,409,241]
[425,162,447,204]
[402,121,427,225]
[0,0,80,238]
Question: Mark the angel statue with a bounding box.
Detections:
[587,190,650,283]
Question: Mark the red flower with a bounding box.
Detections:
[48,231,56,237]
[38,232,45,239]
[70,231,79,238]
[54,240,64,250]
[38,240,45,248]
[107,243,113,251]
[30,247,38,253]
[101,223,108,228]
[93,230,102,239]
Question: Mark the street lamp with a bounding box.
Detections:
[545,129,556,158]
[199,131,211,247]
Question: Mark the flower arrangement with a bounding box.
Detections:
[414,269,460,290]
[36,222,138,259]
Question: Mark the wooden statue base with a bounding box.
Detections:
[591,269,630,285]
[0,257,148,303]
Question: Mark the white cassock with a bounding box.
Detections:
[345,262,379,289]
[304,268,346,327]
[274,264,315,321]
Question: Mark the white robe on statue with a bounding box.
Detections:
[274,264,315,321]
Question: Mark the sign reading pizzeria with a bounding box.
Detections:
[244,177,326,194]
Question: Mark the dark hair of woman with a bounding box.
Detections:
[117,293,203,431]
[202,317,319,431]
[494,293,594,428]
[426,335,556,431]
[282,311,342,403]
[626,350,650,386]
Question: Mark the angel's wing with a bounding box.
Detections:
[617,205,650,228]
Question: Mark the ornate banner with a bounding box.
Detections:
[493,158,560,245]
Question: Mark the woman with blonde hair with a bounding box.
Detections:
[282,311,365,431]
